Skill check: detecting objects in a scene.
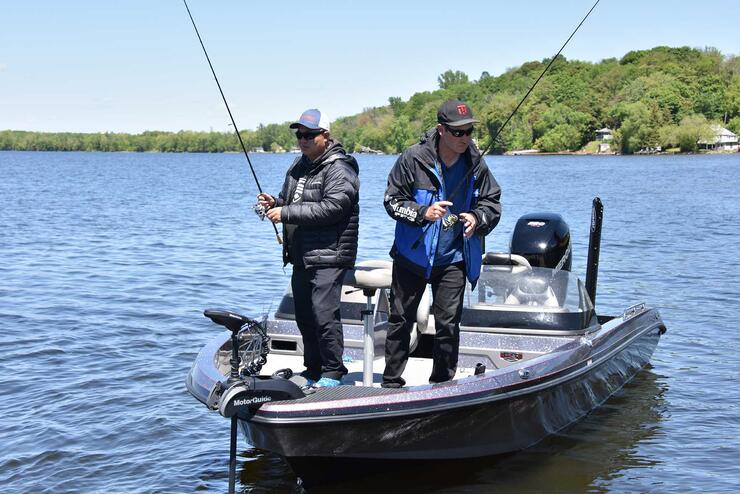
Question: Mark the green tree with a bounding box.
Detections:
[608,101,657,154]
[535,124,582,152]
[388,115,415,153]
[660,114,714,152]
[437,70,469,89]
[725,75,740,118]
[726,116,740,135]
[694,74,726,119]
[532,103,590,144]
[479,94,520,153]
[388,96,405,115]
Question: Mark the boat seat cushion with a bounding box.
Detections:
[344,266,391,291]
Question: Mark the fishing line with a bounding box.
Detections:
[479,0,601,156]
[182,0,282,244]
[412,0,601,250]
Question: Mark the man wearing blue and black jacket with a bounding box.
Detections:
[381,99,501,388]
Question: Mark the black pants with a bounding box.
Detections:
[383,261,466,386]
[291,266,348,381]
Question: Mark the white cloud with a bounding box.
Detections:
[0,63,7,72]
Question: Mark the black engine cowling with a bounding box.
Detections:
[510,213,572,271]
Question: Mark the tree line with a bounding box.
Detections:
[2,46,739,155]
[0,125,296,154]
[332,46,740,154]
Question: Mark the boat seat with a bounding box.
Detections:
[354,260,427,350]
[344,265,392,293]
[356,259,393,270]
[417,286,433,335]
[503,277,560,307]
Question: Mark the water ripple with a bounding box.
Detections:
[1,151,739,492]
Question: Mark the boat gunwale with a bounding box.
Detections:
[187,308,663,423]
[250,310,664,422]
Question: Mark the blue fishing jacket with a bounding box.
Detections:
[383,129,502,286]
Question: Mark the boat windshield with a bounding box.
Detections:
[462,265,594,331]
[468,265,592,311]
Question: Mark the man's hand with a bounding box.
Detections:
[257,193,275,209]
[424,201,453,222]
[459,212,477,237]
[266,207,282,224]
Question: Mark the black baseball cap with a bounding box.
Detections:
[437,99,479,127]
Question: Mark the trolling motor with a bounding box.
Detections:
[203,309,303,418]
[202,309,303,494]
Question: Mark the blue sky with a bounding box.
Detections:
[1,0,737,133]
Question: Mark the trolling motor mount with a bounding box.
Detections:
[203,309,303,419]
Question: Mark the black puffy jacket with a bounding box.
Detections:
[275,141,360,269]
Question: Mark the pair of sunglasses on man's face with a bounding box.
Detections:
[444,125,474,137]
[295,130,324,140]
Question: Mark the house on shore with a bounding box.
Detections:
[698,125,739,151]
[595,127,613,153]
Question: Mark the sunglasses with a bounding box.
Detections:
[444,125,474,137]
[295,130,323,140]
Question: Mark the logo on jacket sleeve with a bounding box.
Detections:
[390,200,418,221]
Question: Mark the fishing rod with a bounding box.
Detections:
[182,0,282,245]
[412,0,601,249]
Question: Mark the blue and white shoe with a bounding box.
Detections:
[314,377,342,388]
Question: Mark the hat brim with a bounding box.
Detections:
[442,118,479,127]
[289,121,327,131]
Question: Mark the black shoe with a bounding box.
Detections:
[381,381,404,389]
[300,370,320,383]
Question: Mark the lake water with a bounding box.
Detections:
[1,150,739,493]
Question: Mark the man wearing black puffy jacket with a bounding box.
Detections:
[258,109,359,388]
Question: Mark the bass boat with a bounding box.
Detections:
[186,198,666,485]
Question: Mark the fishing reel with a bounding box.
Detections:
[253,202,267,220]
[442,213,459,231]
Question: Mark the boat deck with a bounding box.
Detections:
[259,353,477,388]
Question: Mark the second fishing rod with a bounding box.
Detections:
[411,0,601,250]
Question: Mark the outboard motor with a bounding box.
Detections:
[510,213,572,271]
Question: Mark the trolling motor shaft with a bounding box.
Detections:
[200,309,303,492]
